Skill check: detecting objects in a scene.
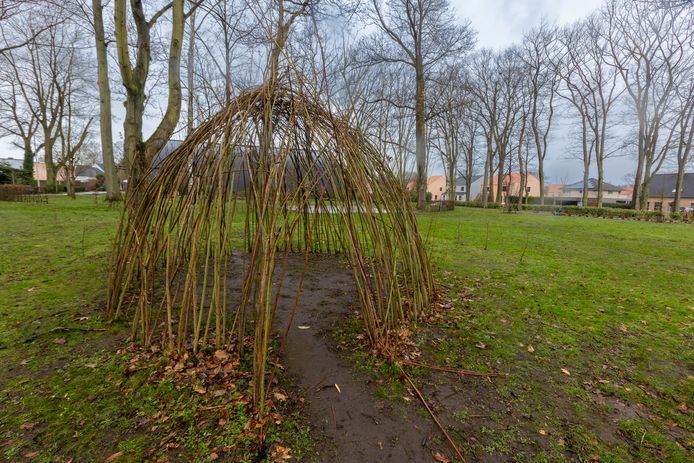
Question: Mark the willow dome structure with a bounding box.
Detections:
[108,83,434,408]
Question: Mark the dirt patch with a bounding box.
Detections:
[263,253,446,462]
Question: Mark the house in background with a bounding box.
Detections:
[33,162,105,190]
[426,175,446,200]
[406,175,447,201]
[546,183,565,198]
[490,172,541,200]
[646,173,694,213]
[544,178,630,206]
[451,175,483,201]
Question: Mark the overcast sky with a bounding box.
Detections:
[2,0,642,185]
[449,0,640,184]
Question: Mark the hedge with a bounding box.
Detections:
[455,201,692,222]
[522,204,668,222]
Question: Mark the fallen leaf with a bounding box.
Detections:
[20,422,36,430]
[24,451,38,458]
[271,445,292,461]
[377,441,383,449]
[527,345,535,353]
[676,403,688,413]
[213,350,229,362]
[561,368,571,376]
[193,385,207,394]
[619,324,628,333]
[334,384,341,393]
[85,363,98,369]
[558,438,565,446]
[538,429,547,436]
[210,452,219,460]
[27,287,35,292]
[77,316,90,321]
[598,379,610,384]
[20,359,28,366]
[52,338,66,345]
[104,451,124,462]
[475,342,487,349]
[273,392,288,402]
[432,450,451,462]
[297,325,310,330]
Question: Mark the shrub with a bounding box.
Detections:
[0,184,36,201]
[407,189,432,203]
[455,200,502,209]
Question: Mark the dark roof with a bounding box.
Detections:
[565,178,622,192]
[0,158,23,169]
[648,172,694,198]
[75,165,105,178]
[455,174,482,186]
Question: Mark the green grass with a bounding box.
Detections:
[0,197,311,462]
[414,207,693,462]
[2,198,692,462]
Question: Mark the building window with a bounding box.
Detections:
[439,187,443,192]
[434,195,438,200]
[654,202,662,212]
[502,186,508,192]
[526,187,531,193]
[486,187,490,192]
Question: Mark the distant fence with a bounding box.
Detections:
[0,185,48,203]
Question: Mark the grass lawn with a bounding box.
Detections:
[0,197,310,462]
[1,197,692,462]
[411,207,693,462]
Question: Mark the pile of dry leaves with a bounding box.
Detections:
[120,344,294,462]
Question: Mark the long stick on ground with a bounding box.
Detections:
[401,370,467,463]
[401,359,507,378]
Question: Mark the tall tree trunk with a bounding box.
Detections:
[673,161,685,212]
[22,138,34,183]
[596,164,604,208]
[673,115,693,212]
[538,161,545,205]
[186,8,197,136]
[123,90,146,186]
[482,135,491,207]
[44,129,56,191]
[631,121,646,210]
[415,65,426,210]
[92,0,121,201]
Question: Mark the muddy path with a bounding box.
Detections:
[250,253,442,462]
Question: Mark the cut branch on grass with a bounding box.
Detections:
[402,370,467,463]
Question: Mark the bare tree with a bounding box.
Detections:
[90,0,121,201]
[429,63,469,204]
[57,74,95,198]
[0,75,41,182]
[603,0,691,209]
[557,14,623,207]
[468,50,500,206]
[362,0,475,209]
[3,19,74,190]
[113,0,195,185]
[671,73,694,211]
[491,49,524,204]
[519,20,559,205]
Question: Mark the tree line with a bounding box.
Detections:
[0,0,692,210]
